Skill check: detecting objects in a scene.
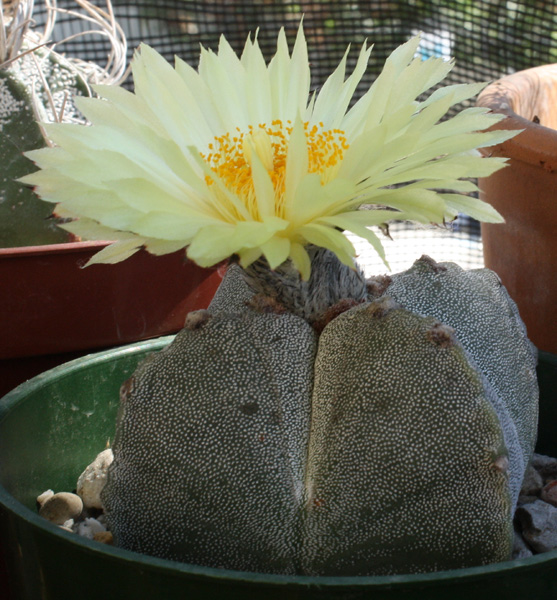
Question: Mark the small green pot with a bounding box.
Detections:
[0,339,556,600]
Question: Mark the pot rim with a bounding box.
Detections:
[0,240,112,259]
[477,63,557,167]
[1,338,556,590]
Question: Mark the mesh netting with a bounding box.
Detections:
[34,0,557,274]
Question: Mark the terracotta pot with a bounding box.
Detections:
[477,64,557,354]
[0,241,223,397]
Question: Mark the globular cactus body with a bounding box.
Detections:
[103,254,538,576]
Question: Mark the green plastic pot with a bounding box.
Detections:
[0,339,556,600]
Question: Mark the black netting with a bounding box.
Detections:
[32,0,557,273]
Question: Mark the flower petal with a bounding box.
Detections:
[297,223,356,268]
[247,141,276,218]
[132,44,214,148]
[283,114,309,218]
[441,193,504,223]
[198,40,249,132]
[288,242,311,280]
[284,23,311,121]
[260,236,291,270]
[291,174,356,226]
[187,224,237,267]
[84,239,143,265]
[268,28,292,118]
[311,41,372,129]
[241,33,273,125]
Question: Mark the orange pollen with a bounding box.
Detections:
[200,120,349,202]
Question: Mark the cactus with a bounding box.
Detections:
[21,24,536,576]
[102,252,538,576]
[0,47,89,246]
[0,0,127,247]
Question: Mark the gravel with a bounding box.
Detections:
[37,450,557,560]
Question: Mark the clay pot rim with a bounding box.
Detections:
[0,240,112,260]
[477,64,557,167]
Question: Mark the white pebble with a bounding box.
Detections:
[76,449,114,509]
[76,517,107,540]
[39,492,83,525]
[37,489,54,507]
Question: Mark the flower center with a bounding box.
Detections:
[200,120,349,216]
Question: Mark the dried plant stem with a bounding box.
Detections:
[1,0,128,85]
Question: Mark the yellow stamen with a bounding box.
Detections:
[200,120,349,219]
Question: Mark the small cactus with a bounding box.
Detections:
[0,0,126,247]
[0,46,89,246]
[102,252,538,575]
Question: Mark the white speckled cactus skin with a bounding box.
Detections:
[0,48,89,246]
[103,252,538,576]
[380,257,539,510]
[303,298,512,575]
[106,309,317,572]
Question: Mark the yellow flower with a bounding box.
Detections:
[22,26,515,279]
